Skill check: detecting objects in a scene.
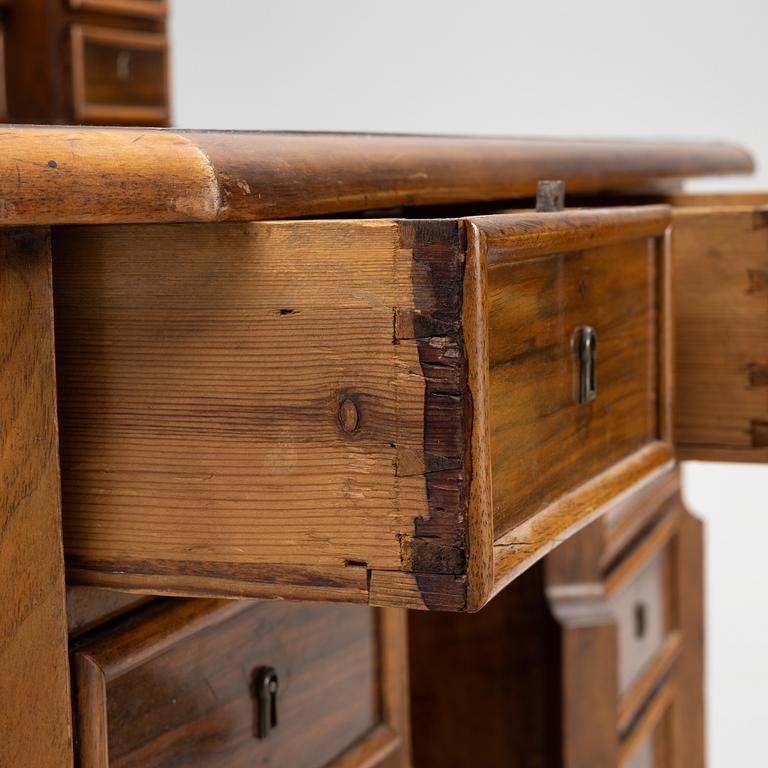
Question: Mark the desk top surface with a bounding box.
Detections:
[0,126,753,226]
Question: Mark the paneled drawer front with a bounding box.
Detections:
[71,25,168,124]
[485,218,661,534]
[619,680,676,768]
[479,207,674,602]
[72,600,409,767]
[56,208,672,612]
[607,522,676,697]
[69,0,166,18]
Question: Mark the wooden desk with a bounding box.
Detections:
[0,127,761,766]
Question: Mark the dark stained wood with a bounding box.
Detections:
[0,228,73,767]
[409,564,562,767]
[1,2,167,125]
[410,470,695,767]
[71,25,169,124]
[71,599,409,767]
[0,127,752,226]
[69,0,167,18]
[66,587,153,637]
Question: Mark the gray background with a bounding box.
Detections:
[169,3,768,764]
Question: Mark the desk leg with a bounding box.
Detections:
[0,228,73,767]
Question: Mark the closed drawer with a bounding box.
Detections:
[607,517,677,697]
[69,0,166,18]
[55,206,672,611]
[71,600,409,767]
[619,680,676,768]
[70,25,168,124]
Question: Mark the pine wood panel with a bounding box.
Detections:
[71,599,409,768]
[55,220,430,593]
[486,235,659,533]
[673,201,768,460]
[469,207,675,601]
[0,228,73,767]
[0,126,752,226]
[55,208,674,611]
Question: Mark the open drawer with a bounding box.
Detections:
[671,192,768,461]
[55,206,673,611]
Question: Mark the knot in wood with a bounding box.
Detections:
[338,397,360,434]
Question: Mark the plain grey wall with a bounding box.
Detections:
[170,3,768,765]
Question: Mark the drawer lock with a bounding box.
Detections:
[576,326,597,404]
[254,666,279,738]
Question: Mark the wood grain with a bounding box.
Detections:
[0,127,753,226]
[71,599,409,767]
[2,1,168,125]
[0,228,73,767]
[68,0,167,18]
[469,207,674,602]
[71,24,169,124]
[545,521,620,768]
[674,507,705,768]
[486,229,660,532]
[673,202,768,460]
[66,586,153,636]
[56,219,471,609]
[619,678,676,768]
[409,564,564,767]
[56,208,677,610]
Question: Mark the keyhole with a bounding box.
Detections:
[634,602,647,640]
[116,51,131,82]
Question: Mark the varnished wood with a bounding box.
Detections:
[66,587,153,637]
[70,25,169,124]
[409,470,696,767]
[674,508,705,768]
[55,208,675,611]
[409,564,564,767]
[472,207,674,604]
[619,678,677,768]
[601,466,680,569]
[545,522,620,768]
[672,197,768,460]
[2,3,168,125]
[69,0,167,18]
[0,127,752,226]
[71,599,409,767]
[0,228,73,767]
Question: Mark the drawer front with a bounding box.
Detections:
[619,681,675,768]
[485,221,661,533]
[71,25,168,123]
[72,600,409,768]
[478,206,674,602]
[608,533,675,695]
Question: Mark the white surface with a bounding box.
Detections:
[170,3,768,764]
